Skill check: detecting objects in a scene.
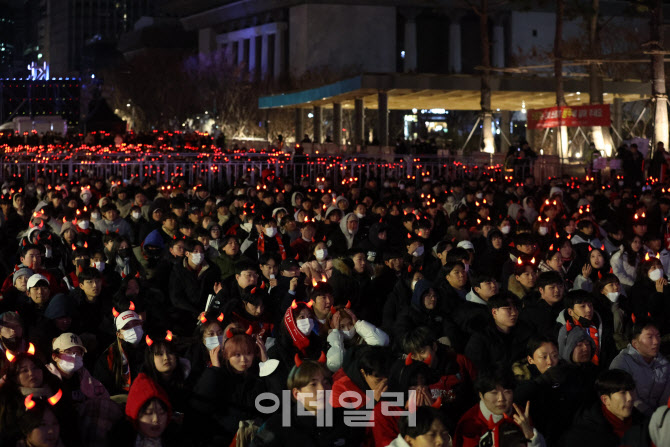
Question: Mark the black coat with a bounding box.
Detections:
[381,278,413,336]
[251,404,362,447]
[514,362,596,446]
[464,319,535,371]
[168,260,221,333]
[630,277,670,335]
[518,296,563,339]
[189,364,266,447]
[452,298,490,336]
[559,402,650,447]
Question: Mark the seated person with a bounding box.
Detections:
[454,367,545,447]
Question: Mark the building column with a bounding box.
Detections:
[501,110,511,154]
[224,41,234,64]
[492,20,505,68]
[199,28,216,55]
[295,108,304,143]
[273,26,286,79]
[448,17,462,73]
[354,98,365,147]
[261,33,270,79]
[333,103,342,145]
[378,92,389,147]
[238,39,245,68]
[613,97,623,146]
[249,34,258,75]
[313,106,322,144]
[403,10,418,72]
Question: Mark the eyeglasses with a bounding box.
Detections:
[497,306,518,313]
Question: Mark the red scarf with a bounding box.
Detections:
[602,404,632,439]
[257,233,287,260]
[283,305,310,354]
[566,318,600,365]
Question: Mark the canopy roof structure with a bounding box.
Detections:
[259,73,651,111]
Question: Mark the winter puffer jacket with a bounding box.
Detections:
[326,320,389,372]
[610,249,638,287]
[609,344,670,416]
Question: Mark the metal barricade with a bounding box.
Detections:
[0,145,510,188]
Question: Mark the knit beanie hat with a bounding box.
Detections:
[125,373,172,429]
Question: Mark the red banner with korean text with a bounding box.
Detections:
[526,104,611,129]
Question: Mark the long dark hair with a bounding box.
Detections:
[143,339,186,390]
[621,236,642,268]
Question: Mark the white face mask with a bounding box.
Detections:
[296,318,315,336]
[121,326,143,346]
[355,212,365,219]
[77,220,90,230]
[649,268,664,282]
[190,253,204,266]
[204,335,223,351]
[476,192,484,199]
[58,354,83,374]
[501,225,511,235]
[399,184,405,190]
[241,222,253,232]
[94,260,105,272]
[131,211,141,220]
[91,212,101,221]
[265,227,278,238]
[538,226,548,236]
[347,229,355,235]
[44,247,52,258]
[315,249,328,261]
[606,291,619,303]
[413,246,424,257]
[342,328,356,340]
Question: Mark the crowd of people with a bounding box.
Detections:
[0,165,670,447]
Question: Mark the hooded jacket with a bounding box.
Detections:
[359,222,388,264]
[452,290,490,336]
[337,212,360,251]
[557,308,616,366]
[559,326,596,364]
[523,197,538,222]
[395,280,459,345]
[609,344,670,416]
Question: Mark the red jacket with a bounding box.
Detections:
[454,403,492,447]
[332,374,372,410]
[371,402,401,447]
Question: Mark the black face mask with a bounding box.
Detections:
[145,248,162,259]
[118,248,131,259]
